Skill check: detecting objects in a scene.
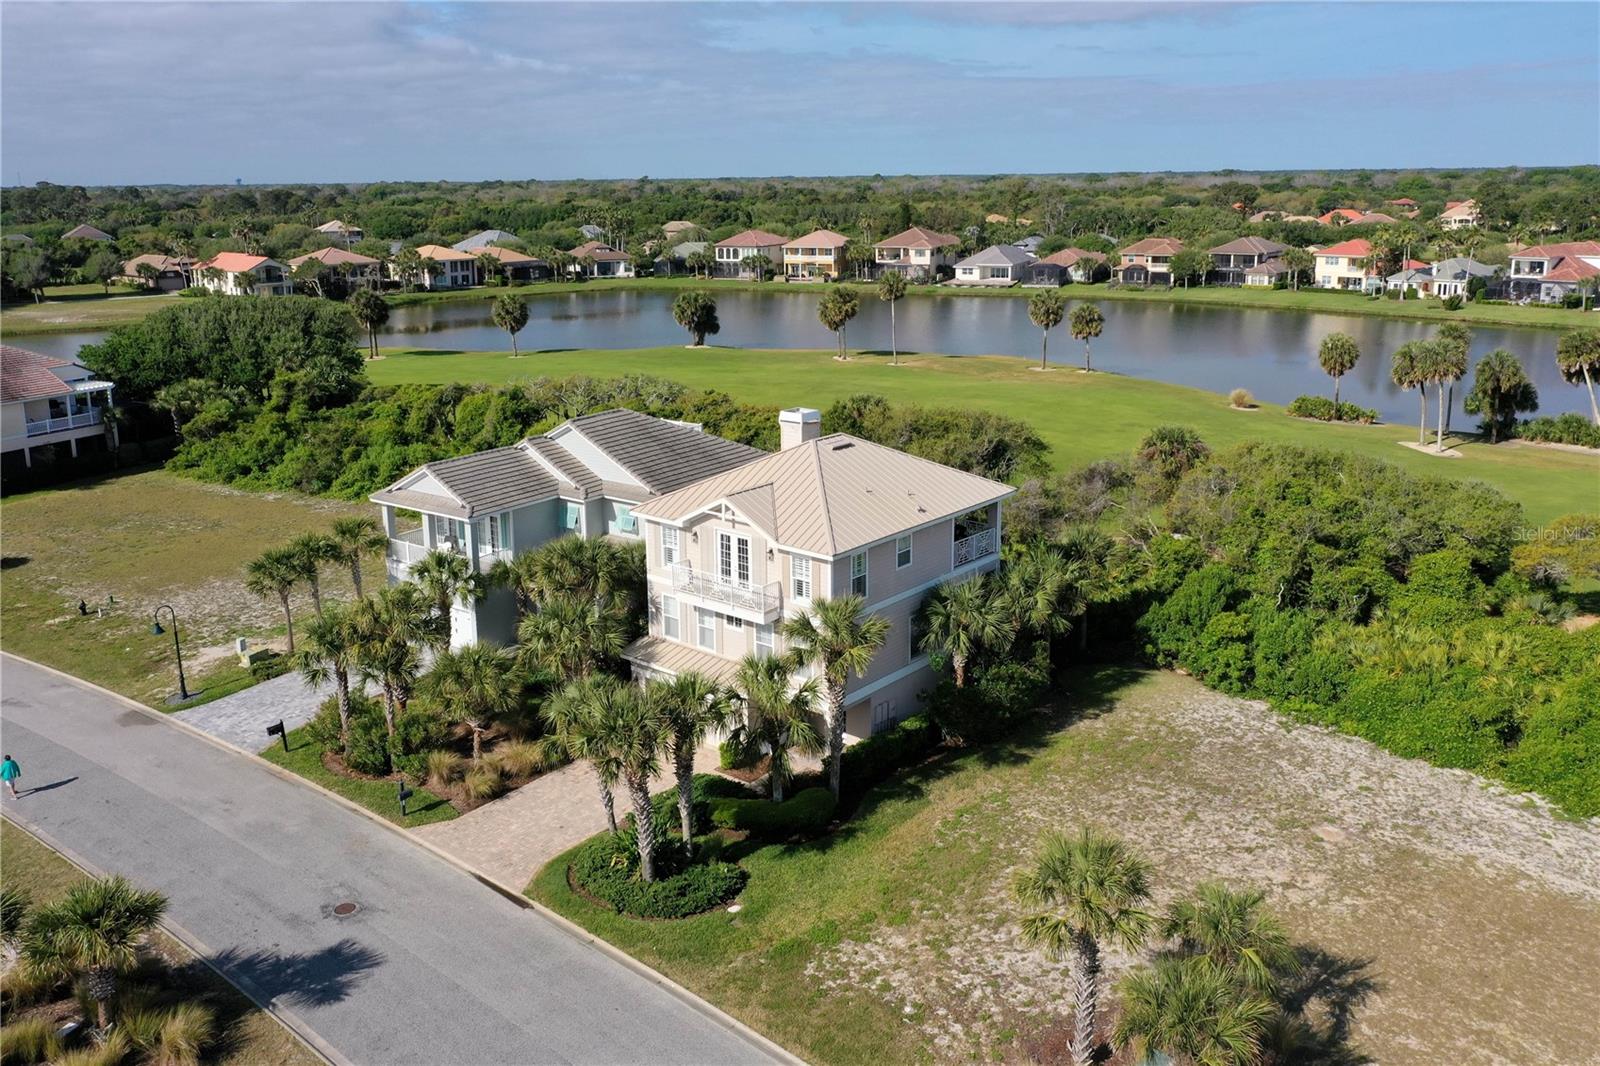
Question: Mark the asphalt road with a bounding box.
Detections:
[0,655,785,1066]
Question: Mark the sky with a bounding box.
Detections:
[2,1,1596,186]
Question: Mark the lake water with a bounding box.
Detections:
[18,289,1582,425]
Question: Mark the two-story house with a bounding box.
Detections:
[950,244,1036,286]
[1437,200,1481,230]
[408,245,479,290]
[1313,238,1375,291]
[287,247,383,290]
[1026,248,1108,286]
[714,229,789,279]
[1,345,117,472]
[873,226,960,282]
[194,252,292,296]
[471,244,550,283]
[782,230,850,280]
[370,409,762,647]
[626,407,1014,741]
[567,241,635,278]
[1207,237,1288,286]
[316,220,363,245]
[1505,242,1600,304]
[1114,237,1184,286]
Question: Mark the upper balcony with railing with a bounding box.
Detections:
[953,526,999,567]
[667,563,781,622]
[386,526,511,577]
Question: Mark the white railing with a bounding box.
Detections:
[25,410,103,437]
[668,564,781,615]
[953,528,999,567]
[388,533,430,568]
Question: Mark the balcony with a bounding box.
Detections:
[387,528,511,577]
[25,410,103,437]
[668,564,781,622]
[953,527,998,567]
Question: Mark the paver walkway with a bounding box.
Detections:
[173,669,331,751]
[416,747,734,890]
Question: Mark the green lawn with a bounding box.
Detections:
[529,667,1600,1066]
[0,288,184,335]
[0,468,381,705]
[369,345,1598,526]
[258,726,458,828]
[0,819,320,1066]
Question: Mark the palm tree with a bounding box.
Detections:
[919,574,1017,687]
[1113,956,1275,1066]
[330,516,386,598]
[671,290,720,346]
[517,594,629,681]
[1057,527,1118,652]
[476,252,502,288]
[1280,247,1313,291]
[351,584,433,753]
[347,286,387,361]
[732,654,822,802]
[1434,321,1472,435]
[1005,541,1088,643]
[1556,328,1600,426]
[1391,340,1432,445]
[287,532,338,616]
[877,271,907,365]
[491,293,529,356]
[292,603,360,757]
[1464,348,1538,443]
[1426,329,1469,451]
[1028,290,1066,371]
[656,672,738,839]
[584,678,668,880]
[1162,882,1296,994]
[542,677,623,832]
[781,595,889,797]
[1014,828,1155,1066]
[1069,302,1105,372]
[422,644,520,763]
[244,547,302,654]
[818,287,860,360]
[21,876,167,1030]
[1316,332,1361,411]
[525,534,639,607]
[411,549,479,644]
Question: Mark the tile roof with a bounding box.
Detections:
[197,252,275,273]
[1244,258,1291,275]
[1208,236,1289,256]
[568,241,631,262]
[955,244,1036,268]
[1316,209,1366,225]
[1248,211,1319,224]
[316,220,359,233]
[63,224,113,241]
[1119,237,1185,256]
[562,409,764,495]
[119,253,191,274]
[874,226,959,250]
[1036,248,1107,268]
[715,229,789,249]
[1315,239,1372,258]
[1510,241,1600,260]
[1439,200,1480,220]
[288,247,379,268]
[452,229,520,251]
[470,245,543,265]
[1,345,78,403]
[784,229,850,250]
[1543,258,1600,283]
[632,434,1014,556]
[1354,212,1398,225]
[414,244,477,263]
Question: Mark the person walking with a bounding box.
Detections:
[0,754,19,798]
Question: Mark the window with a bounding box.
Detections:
[561,501,582,533]
[430,515,467,551]
[717,532,751,585]
[850,551,867,596]
[725,614,744,630]
[791,556,812,599]
[755,624,774,659]
[475,514,503,553]
[896,534,913,569]
[871,699,897,732]
[613,505,636,536]
[661,526,680,566]
[696,608,715,650]
[661,595,681,640]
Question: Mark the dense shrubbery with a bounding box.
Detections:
[709,788,838,838]
[790,713,941,806]
[304,692,451,779]
[648,773,756,836]
[1516,413,1600,448]
[570,832,746,918]
[927,654,1052,745]
[1285,394,1378,423]
[824,393,1050,482]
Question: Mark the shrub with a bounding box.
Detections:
[1388,549,1487,627]
[1500,673,1600,817]
[463,764,506,802]
[1516,413,1600,449]
[1286,395,1378,423]
[718,737,748,770]
[650,773,754,836]
[0,1017,62,1063]
[488,740,554,779]
[927,656,1051,745]
[305,694,448,779]
[1228,388,1255,409]
[1329,671,1515,770]
[1442,294,1464,310]
[570,833,747,918]
[1189,610,1255,693]
[425,750,464,790]
[838,713,939,797]
[247,651,289,682]
[1138,565,1239,665]
[709,788,838,839]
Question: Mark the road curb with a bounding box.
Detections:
[0,812,345,1066]
[1,652,804,1066]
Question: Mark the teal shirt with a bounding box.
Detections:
[0,759,18,781]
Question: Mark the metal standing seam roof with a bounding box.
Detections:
[562,409,765,496]
[621,635,742,684]
[632,434,1015,557]
[452,229,520,252]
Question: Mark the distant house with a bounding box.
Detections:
[1248,210,1319,224]
[1312,238,1376,291]
[1437,200,1482,230]
[1115,237,1184,286]
[1243,259,1292,287]
[287,247,383,290]
[873,226,961,281]
[662,221,700,240]
[406,244,479,289]
[1387,256,1498,299]
[714,229,789,279]
[578,224,606,241]
[950,244,1035,286]
[1505,242,1600,303]
[1026,248,1107,287]
[1353,211,1398,225]
[471,244,549,283]
[1382,261,1438,295]
[1013,235,1045,256]
[782,230,850,281]
[452,229,520,252]
[1,345,117,471]
[3,233,35,246]
[63,223,113,242]
[316,220,363,246]
[1316,209,1366,226]
[566,241,634,278]
[655,241,707,277]
[194,252,292,296]
[1208,237,1289,286]
[117,254,192,292]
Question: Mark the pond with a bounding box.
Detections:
[20,288,1582,426]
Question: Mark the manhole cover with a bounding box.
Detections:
[332,901,359,917]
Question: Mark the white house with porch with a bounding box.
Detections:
[1,345,118,470]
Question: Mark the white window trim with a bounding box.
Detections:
[896,534,913,570]
[661,525,680,566]
[662,594,681,640]
[850,551,868,597]
[695,608,716,650]
[791,556,813,600]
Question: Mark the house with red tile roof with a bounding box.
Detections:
[1025,248,1108,286]
[713,229,789,279]
[194,252,292,296]
[1437,200,1482,230]
[1313,238,1377,291]
[1506,241,1600,303]
[1317,208,1366,226]
[782,230,850,280]
[1,345,118,470]
[873,226,961,280]
[1208,237,1289,286]
[1114,237,1185,286]
[566,241,634,279]
[288,246,383,290]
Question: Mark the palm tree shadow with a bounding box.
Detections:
[210,937,384,1009]
[1274,945,1379,1065]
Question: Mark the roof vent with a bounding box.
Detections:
[830,441,854,451]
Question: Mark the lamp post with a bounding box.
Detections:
[150,604,189,701]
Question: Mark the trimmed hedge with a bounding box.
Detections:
[570,833,746,919]
[709,788,837,839]
[1517,413,1600,449]
[1286,395,1378,423]
[649,773,756,836]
